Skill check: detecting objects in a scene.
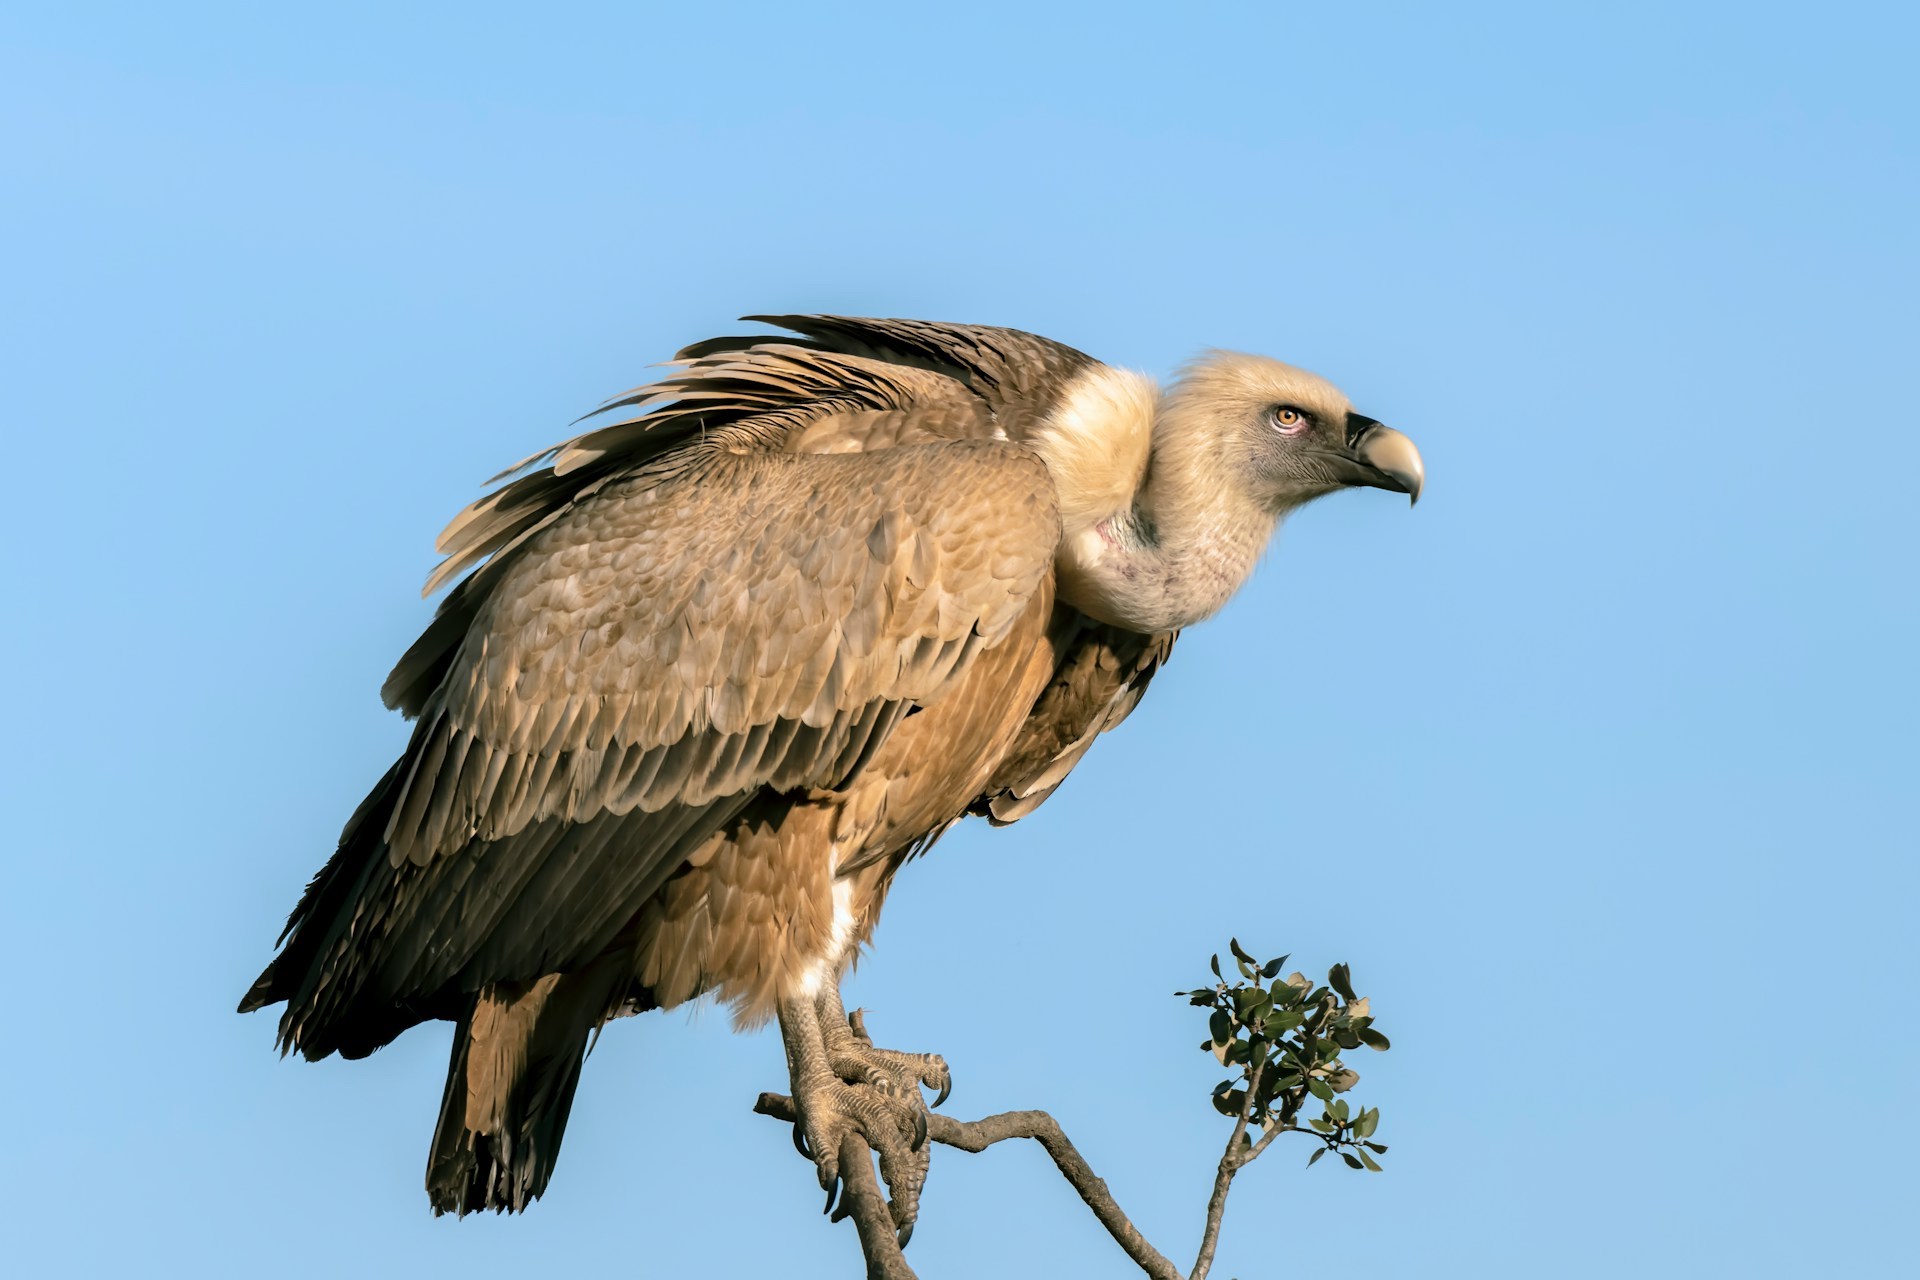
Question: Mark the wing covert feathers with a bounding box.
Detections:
[390,441,1058,867]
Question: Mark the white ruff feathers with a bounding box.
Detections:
[1026,366,1157,534]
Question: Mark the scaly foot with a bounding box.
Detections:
[825,1005,952,1110]
[777,990,952,1245]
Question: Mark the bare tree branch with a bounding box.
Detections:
[833,1130,917,1280]
[757,1093,1183,1280]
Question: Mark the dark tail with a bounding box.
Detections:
[425,962,630,1215]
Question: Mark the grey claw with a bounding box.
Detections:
[896,1220,915,1249]
[932,1076,952,1109]
[824,1178,840,1216]
[910,1108,928,1152]
[793,1124,812,1159]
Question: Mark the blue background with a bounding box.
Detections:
[4,3,1914,1275]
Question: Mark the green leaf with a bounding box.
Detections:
[1210,1010,1232,1045]
[1307,1147,1327,1168]
[1210,954,1222,979]
[1261,954,1290,979]
[1329,963,1356,1001]
[1341,1152,1364,1170]
[1358,1150,1383,1172]
[1308,1077,1333,1102]
[1331,1098,1350,1124]
[1356,1107,1379,1138]
[1363,1142,1388,1154]
[1310,1116,1333,1133]
[1229,937,1256,966]
[1359,1028,1392,1051]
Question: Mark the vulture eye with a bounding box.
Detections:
[1271,405,1309,436]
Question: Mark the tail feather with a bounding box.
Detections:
[426,963,630,1215]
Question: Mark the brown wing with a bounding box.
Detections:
[969,616,1177,825]
[397,441,1052,864]
[245,319,1086,1059]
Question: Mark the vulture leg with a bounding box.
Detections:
[776,992,932,1245]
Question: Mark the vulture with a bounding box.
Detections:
[240,315,1422,1236]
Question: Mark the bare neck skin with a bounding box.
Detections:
[1049,380,1287,634]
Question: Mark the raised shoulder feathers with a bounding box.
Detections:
[386,316,1099,717]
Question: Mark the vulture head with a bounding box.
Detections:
[1163,352,1424,512]
[1036,352,1424,634]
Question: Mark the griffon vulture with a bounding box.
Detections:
[240,315,1422,1235]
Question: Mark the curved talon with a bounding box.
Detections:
[793,1124,812,1159]
[823,1177,840,1216]
[910,1107,928,1152]
[896,1221,915,1249]
[930,1066,952,1109]
[816,1146,840,1200]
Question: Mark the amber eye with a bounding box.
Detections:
[1272,405,1309,436]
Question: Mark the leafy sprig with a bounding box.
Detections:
[1179,939,1390,1173]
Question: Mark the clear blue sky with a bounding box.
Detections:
[4,3,1914,1276]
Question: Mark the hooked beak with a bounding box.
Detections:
[1343,414,1424,506]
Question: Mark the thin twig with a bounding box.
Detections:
[1244,1117,1302,1164]
[757,1093,1183,1280]
[1190,1059,1261,1280]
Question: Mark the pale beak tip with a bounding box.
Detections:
[1354,423,1424,509]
